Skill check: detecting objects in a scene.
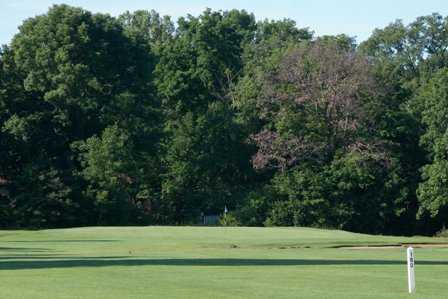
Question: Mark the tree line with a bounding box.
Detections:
[1,5,448,235]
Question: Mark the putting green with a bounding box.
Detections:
[1,226,447,298]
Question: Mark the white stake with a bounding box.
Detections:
[407,247,416,294]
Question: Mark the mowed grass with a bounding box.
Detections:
[1,227,448,299]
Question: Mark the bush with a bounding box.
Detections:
[219,213,241,226]
[436,226,448,237]
[235,188,273,226]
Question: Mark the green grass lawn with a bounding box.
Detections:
[1,226,448,298]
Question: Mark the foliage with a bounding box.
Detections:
[218,213,241,226]
[415,69,448,225]
[0,5,159,227]
[2,5,448,234]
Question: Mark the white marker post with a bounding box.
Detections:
[407,247,416,294]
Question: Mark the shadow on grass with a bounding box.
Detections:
[3,240,119,243]
[0,247,52,252]
[1,258,448,270]
[0,255,127,260]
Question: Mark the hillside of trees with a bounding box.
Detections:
[2,5,448,235]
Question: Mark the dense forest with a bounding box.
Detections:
[1,5,448,235]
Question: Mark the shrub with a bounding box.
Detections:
[219,213,241,226]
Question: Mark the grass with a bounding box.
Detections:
[1,226,448,298]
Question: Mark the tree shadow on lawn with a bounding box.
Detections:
[0,255,128,260]
[0,247,52,252]
[3,240,119,243]
[1,258,448,270]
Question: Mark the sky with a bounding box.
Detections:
[1,0,448,45]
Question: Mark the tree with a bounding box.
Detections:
[74,125,158,224]
[4,5,448,234]
[361,14,448,233]
[155,9,256,115]
[155,9,257,222]
[251,40,379,170]
[416,69,448,227]
[161,102,254,222]
[118,10,174,53]
[1,5,160,227]
[241,40,411,233]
